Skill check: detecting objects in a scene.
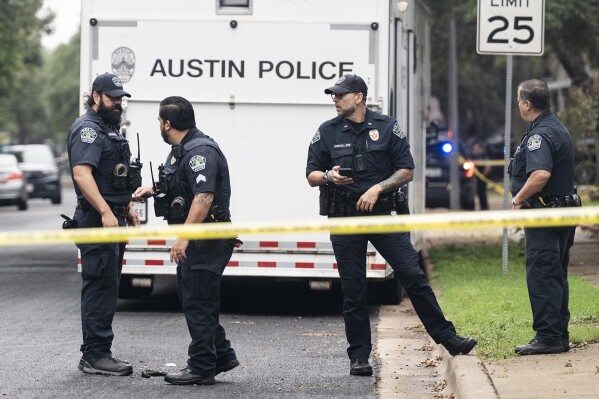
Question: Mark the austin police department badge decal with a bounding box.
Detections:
[369,129,379,141]
[393,123,406,139]
[311,130,321,144]
[111,47,135,83]
[80,127,97,143]
[189,155,206,172]
[527,134,542,151]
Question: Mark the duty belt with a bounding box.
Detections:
[76,200,130,217]
[542,194,582,208]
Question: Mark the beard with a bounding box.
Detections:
[97,98,123,128]
[161,127,170,144]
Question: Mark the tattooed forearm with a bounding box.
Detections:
[379,169,413,193]
[193,192,214,208]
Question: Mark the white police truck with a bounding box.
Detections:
[79,0,432,303]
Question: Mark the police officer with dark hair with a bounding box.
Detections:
[134,96,239,385]
[511,79,579,355]
[67,73,141,376]
[306,74,477,376]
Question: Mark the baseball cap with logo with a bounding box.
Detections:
[324,74,368,97]
[92,73,131,98]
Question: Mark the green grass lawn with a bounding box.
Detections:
[429,242,599,360]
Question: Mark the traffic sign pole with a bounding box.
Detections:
[477,0,545,273]
[502,55,513,273]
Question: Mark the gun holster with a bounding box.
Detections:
[61,214,77,229]
[319,185,331,216]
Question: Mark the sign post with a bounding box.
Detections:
[477,0,545,272]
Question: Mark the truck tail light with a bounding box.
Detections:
[2,171,23,182]
[462,161,475,179]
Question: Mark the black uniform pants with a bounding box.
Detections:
[476,177,489,210]
[177,244,236,376]
[331,231,456,360]
[75,208,126,359]
[524,226,576,346]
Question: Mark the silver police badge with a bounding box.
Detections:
[527,134,542,151]
[311,130,321,144]
[369,129,379,141]
[80,127,97,143]
[111,47,135,83]
[393,123,406,139]
[189,155,206,172]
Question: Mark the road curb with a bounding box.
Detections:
[435,345,498,399]
[422,247,498,399]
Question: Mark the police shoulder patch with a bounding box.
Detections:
[189,155,206,172]
[311,130,321,144]
[393,123,406,139]
[527,134,542,151]
[80,127,97,143]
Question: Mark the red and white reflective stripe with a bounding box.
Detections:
[125,239,333,250]
[225,260,338,269]
[80,257,386,270]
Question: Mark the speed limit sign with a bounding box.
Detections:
[477,0,545,55]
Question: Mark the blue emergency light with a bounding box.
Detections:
[440,142,453,154]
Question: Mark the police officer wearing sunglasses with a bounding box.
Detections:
[306,74,477,377]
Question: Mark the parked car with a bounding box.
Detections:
[1,144,62,204]
[0,153,28,211]
[425,125,475,210]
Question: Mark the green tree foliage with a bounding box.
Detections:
[0,0,50,97]
[428,0,599,149]
[0,0,52,142]
[42,33,80,151]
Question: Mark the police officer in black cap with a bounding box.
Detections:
[511,79,579,356]
[134,96,239,385]
[306,74,477,376]
[67,72,141,376]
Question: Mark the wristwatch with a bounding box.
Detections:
[323,170,330,184]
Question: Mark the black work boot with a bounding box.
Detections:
[164,368,215,385]
[215,358,240,376]
[442,335,478,356]
[78,357,133,376]
[350,358,373,376]
[515,339,564,355]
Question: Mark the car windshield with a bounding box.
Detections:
[5,147,54,165]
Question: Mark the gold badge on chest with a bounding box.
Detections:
[369,129,379,141]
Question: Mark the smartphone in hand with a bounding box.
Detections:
[338,167,354,178]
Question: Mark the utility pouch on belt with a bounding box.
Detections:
[379,195,393,211]
[319,185,330,216]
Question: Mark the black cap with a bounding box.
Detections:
[92,73,131,98]
[324,74,368,97]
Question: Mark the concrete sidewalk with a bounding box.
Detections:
[376,225,599,398]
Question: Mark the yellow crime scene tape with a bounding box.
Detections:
[459,155,505,194]
[1,206,598,247]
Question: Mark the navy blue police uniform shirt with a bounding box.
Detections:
[67,107,132,205]
[510,111,575,199]
[166,128,233,272]
[165,128,231,217]
[306,108,415,197]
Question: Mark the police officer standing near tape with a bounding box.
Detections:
[510,79,580,356]
[306,74,477,376]
[134,96,239,385]
[67,73,141,376]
